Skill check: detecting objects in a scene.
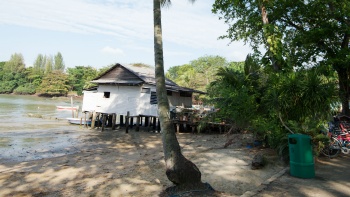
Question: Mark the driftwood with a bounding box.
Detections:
[251,153,265,170]
[223,125,239,148]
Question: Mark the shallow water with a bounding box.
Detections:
[0,95,87,163]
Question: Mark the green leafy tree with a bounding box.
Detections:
[0,81,17,93]
[67,66,98,95]
[44,55,53,74]
[166,55,229,91]
[190,55,228,87]
[0,53,26,93]
[28,54,46,90]
[166,64,199,89]
[3,53,25,73]
[209,59,337,154]
[153,0,206,190]
[33,54,45,75]
[0,61,5,68]
[36,70,69,97]
[0,61,6,80]
[13,83,36,95]
[212,0,350,115]
[54,52,65,71]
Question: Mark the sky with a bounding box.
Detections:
[0,0,252,71]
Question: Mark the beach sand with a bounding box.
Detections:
[0,125,286,197]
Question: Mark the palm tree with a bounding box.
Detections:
[153,0,206,190]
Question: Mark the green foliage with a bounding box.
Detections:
[3,53,25,73]
[36,70,69,97]
[207,52,337,158]
[262,70,336,123]
[33,54,45,75]
[0,62,6,69]
[54,52,65,71]
[212,1,348,158]
[13,84,36,95]
[166,55,229,91]
[0,81,17,93]
[67,66,98,95]
[208,65,261,128]
[45,55,53,74]
[0,53,106,97]
[213,0,350,114]
[166,64,199,89]
[97,64,114,76]
[0,54,27,93]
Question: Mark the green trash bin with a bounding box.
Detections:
[288,134,315,178]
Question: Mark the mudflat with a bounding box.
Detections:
[0,125,286,197]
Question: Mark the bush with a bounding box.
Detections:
[0,81,17,93]
[13,84,36,95]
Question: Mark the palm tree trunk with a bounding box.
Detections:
[153,0,202,186]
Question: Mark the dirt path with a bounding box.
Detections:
[255,155,350,197]
[0,128,286,197]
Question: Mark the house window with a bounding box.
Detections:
[104,92,110,98]
[150,92,157,104]
[180,91,192,97]
[141,88,150,94]
[167,90,173,96]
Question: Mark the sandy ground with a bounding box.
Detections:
[0,126,286,197]
[255,154,350,197]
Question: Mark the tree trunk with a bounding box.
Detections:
[260,2,281,71]
[338,34,350,116]
[153,0,202,186]
[337,67,350,116]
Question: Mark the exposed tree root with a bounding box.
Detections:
[159,182,219,197]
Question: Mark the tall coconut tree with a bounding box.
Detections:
[153,0,206,190]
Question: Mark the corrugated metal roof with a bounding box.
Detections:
[123,64,177,86]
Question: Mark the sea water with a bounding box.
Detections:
[0,94,87,163]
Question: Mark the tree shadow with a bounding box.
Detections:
[1,129,319,197]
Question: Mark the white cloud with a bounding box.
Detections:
[101,46,125,56]
[0,0,153,39]
[0,0,252,68]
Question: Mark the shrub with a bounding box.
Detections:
[13,84,36,95]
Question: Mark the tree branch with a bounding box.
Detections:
[278,113,294,134]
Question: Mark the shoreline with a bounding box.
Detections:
[0,92,83,99]
[0,127,286,197]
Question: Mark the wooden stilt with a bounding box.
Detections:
[125,111,130,133]
[136,116,140,131]
[130,117,134,128]
[112,113,116,130]
[157,118,161,132]
[120,115,124,126]
[152,116,156,131]
[96,113,101,127]
[107,115,112,127]
[102,114,106,132]
[147,117,152,132]
[91,111,97,129]
[71,96,74,118]
[145,117,149,127]
[84,112,87,128]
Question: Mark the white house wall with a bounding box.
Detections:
[81,90,100,112]
[82,84,158,116]
[82,84,192,116]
